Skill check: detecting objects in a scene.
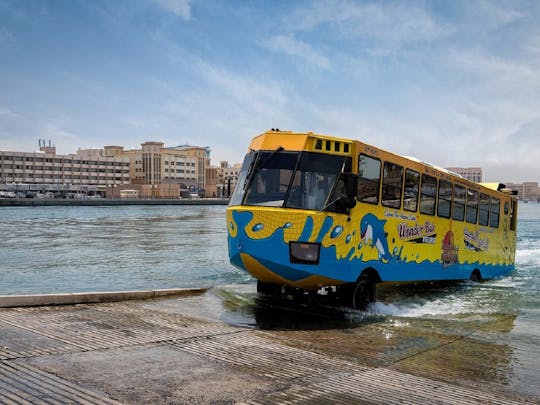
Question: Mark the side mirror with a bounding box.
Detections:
[342,172,358,198]
[341,196,357,209]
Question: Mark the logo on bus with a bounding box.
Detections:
[398,221,436,244]
[441,231,458,267]
[464,227,489,252]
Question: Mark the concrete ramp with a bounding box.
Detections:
[0,291,536,404]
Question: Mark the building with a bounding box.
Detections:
[445,167,483,183]
[0,141,130,196]
[217,161,242,198]
[1,139,224,199]
[168,145,211,194]
[505,182,540,201]
[104,142,212,198]
[205,165,218,198]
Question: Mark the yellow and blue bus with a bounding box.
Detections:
[227,130,518,309]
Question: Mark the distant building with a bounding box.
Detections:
[205,165,218,198]
[104,142,211,198]
[0,141,130,195]
[38,139,56,154]
[1,139,223,199]
[505,182,540,201]
[217,160,242,198]
[445,167,483,183]
[168,144,211,194]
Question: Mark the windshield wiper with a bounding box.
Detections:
[260,146,284,166]
[243,151,260,191]
[243,146,284,191]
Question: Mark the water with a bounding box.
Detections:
[0,202,539,397]
[0,205,250,294]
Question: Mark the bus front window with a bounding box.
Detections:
[239,150,346,210]
[243,151,298,207]
[228,152,255,206]
[286,152,346,211]
[287,171,334,210]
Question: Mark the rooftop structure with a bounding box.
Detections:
[444,167,483,183]
[0,140,130,190]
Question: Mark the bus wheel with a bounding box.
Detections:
[352,274,376,310]
[339,274,376,310]
[470,270,481,283]
[257,280,281,295]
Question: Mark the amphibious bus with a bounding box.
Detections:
[227,130,518,309]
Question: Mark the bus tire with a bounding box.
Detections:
[352,274,376,310]
[338,274,376,310]
[470,270,481,283]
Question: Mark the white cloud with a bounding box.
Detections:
[264,35,331,69]
[192,59,288,112]
[286,1,453,48]
[0,26,15,47]
[152,0,190,20]
[444,48,537,79]
[114,60,296,163]
[0,106,20,118]
[41,123,79,141]
[459,0,524,32]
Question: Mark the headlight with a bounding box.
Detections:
[289,242,320,265]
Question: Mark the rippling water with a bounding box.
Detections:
[1,202,539,396]
[0,205,250,294]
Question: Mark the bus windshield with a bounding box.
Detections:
[232,150,347,211]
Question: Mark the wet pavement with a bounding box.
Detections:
[0,285,538,404]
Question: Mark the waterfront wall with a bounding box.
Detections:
[0,198,229,207]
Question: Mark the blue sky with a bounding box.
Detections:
[1,0,539,182]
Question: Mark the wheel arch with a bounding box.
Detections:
[359,267,382,284]
[470,269,482,282]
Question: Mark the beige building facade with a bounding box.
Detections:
[1,139,229,199]
[445,167,483,183]
[505,182,540,201]
[0,144,130,193]
[104,142,212,198]
[217,161,242,198]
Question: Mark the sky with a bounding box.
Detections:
[1,0,539,183]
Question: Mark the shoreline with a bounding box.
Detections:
[0,198,229,206]
[0,287,208,308]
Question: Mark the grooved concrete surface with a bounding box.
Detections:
[0,287,537,404]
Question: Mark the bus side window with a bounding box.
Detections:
[403,169,419,212]
[478,193,490,226]
[452,185,466,221]
[490,197,500,228]
[437,180,452,218]
[420,174,437,215]
[358,154,381,204]
[465,189,478,224]
[382,162,403,209]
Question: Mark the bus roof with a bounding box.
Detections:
[250,129,514,198]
